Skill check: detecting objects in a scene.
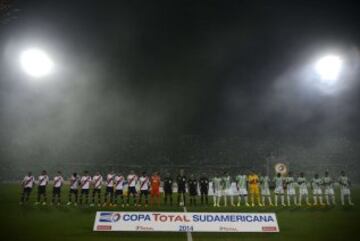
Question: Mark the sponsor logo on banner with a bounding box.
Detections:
[93,212,279,232]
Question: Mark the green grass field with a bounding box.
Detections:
[0,184,359,241]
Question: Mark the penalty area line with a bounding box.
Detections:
[183,207,193,241]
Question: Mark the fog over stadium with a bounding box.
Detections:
[0,0,359,181]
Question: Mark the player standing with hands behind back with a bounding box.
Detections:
[177,169,187,206]
[51,171,64,206]
[20,172,35,205]
[150,172,161,207]
[35,170,49,205]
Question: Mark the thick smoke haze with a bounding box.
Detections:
[0,0,359,180]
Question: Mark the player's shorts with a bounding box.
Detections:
[23,187,32,194]
[249,186,260,194]
[178,187,186,193]
[200,188,208,195]
[52,187,61,194]
[128,186,137,195]
[340,188,350,195]
[313,188,322,195]
[324,188,335,195]
[261,188,270,196]
[115,189,123,196]
[140,190,149,196]
[189,188,197,196]
[274,186,284,194]
[214,190,222,197]
[93,188,101,194]
[106,187,113,193]
[151,189,160,196]
[286,188,296,195]
[38,186,46,194]
[238,188,248,196]
[299,188,308,195]
[224,189,233,196]
[81,189,89,195]
[70,189,78,194]
[164,188,173,194]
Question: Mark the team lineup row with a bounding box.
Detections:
[20,169,354,207]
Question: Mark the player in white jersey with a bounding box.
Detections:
[79,171,92,205]
[212,173,222,207]
[322,171,336,205]
[138,171,150,206]
[273,173,286,206]
[297,172,311,206]
[20,172,35,204]
[103,171,115,206]
[312,174,325,205]
[36,170,49,205]
[260,175,273,206]
[235,174,249,206]
[285,172,297,206]
[51,171,64,205]
[114,173,125,207]
[67,173,79,206]
[127,170,138,206]
[91,171,103,207]
[338,171,354,206]
[221,172,234,207]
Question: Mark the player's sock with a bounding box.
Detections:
[341,194,344,205]
[268,197,273,205]
[230,196,234,206]
[244,196,249,205]
[313,196,317,205]
[331,195,336,205]
[281,196,285,206]
[287,196,290,206]
[262,196,265,205]
[348,195,354,205]
[319,196,324,205]
[275,195,278,206]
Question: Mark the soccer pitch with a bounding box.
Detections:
[0,184,358,241]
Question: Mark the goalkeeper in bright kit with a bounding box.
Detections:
[248,170,262,207]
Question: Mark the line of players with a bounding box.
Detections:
[20,169,354,207]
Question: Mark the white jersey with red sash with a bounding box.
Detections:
[53,176,64,188]
[127,174,137,187]
[80,176,92,189]
[106,174,115,187]
[23,175,35,188]
[139,176,150,191]
[92,175,103,189]
[70,176,79,189]
[38,175,49,186]
[114,175,125,190]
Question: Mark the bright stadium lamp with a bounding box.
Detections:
[20,48,54,78]
[314,55,342,85]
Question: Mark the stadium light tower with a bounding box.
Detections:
[20,48,54,78]
[314,55,343,85]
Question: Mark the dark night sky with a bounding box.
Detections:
[0,0,360,171]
